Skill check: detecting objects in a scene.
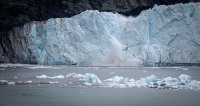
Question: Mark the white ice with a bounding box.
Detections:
[0,80,8,83]
[36,75,65,79]
[25,80,33,83]
[66,73,84,78]
[83,73,200,89]
[83,73,102,83]
[0,63,59,69]
[7,82,16,85]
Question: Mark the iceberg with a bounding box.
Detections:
[141,75,157,83]
[83,73,102,83]
[1,3,200,66]
[178,74,191,85]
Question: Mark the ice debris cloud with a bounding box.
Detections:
[1,3,200,66]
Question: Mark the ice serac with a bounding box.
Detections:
[1,3,200,66]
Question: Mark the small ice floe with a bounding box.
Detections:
[0,80,8,83]
[48,81,59,84]
[112,76,128,84]
[66,73,84,78]
[25,80,32,84]
[126,75,157,88]
[141,75,157,83]
[178,74,191,85]
[187,80,200,90]
[83,73,102,84]
[84,82,92,86]
[103,76,129,88]
[14,76,18,79]
[36,75,65,79]
[36,75,48,78]
[73,74,84,78]
[51,75,65,79]
[66,73,76,77]
[7,82,16,85]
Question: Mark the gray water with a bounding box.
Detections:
[0,65,200,106]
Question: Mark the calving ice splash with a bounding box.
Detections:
[1,2,200,65]
[91,36,140,66]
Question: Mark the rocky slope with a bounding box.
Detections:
[1,2,200,66]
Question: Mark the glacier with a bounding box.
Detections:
[1,2,200,66]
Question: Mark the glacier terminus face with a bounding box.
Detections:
[1,3,200,66]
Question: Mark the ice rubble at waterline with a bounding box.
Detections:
[34,73,200,89]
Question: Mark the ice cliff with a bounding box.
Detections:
[1,3,200,66]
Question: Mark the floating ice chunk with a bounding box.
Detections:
[36,75,65,79]
[187,80,200,90]
[51,75,65,79]
[134,80,148,87]
[179,74,191,85]
[84,82,92,86]
[73,74,84,78]
[66,73,84,78]
[103,78,113,82]
[7,82,15,85]
[112,76,128,84]
[163,77,179,83]
[141,75,157,83]
[161,77,179,89]
[48,81,59,84]
[103,76,129,88]
[83,73,102,83]
[66,73,77,78]
[182,68,188,70]
[36,75,48,78]
[129,78,135,82]
[0,80,8,83]
[25,80,32,83]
